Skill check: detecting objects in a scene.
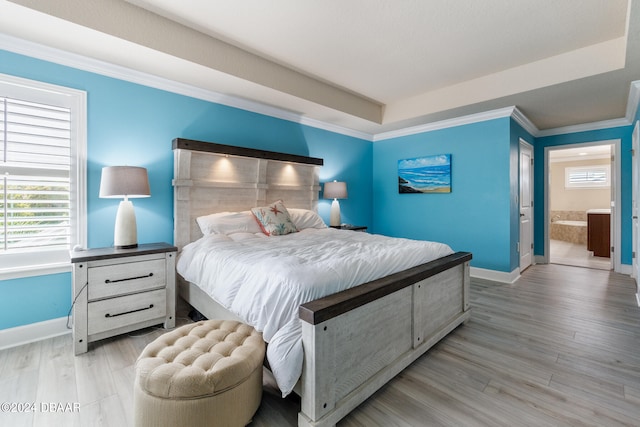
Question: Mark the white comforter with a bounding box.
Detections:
[176,228,453,396]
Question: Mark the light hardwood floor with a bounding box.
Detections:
[1,264,639,426]
[550,239,612,270]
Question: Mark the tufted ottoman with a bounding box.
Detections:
[133,320,265,427]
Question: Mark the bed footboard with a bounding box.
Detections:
[297,251,472,427]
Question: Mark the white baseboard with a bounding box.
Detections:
[470,266,520,284]
[534,255,547,264]
[534,256,633,277]
[0,317,71,351]
[618,263,632,276]
[0,263,633,347]
[636,293,640,308]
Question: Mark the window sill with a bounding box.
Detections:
[0,263,71,280]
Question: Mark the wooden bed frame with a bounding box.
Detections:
[172,138,472,427]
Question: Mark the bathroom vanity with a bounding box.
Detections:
[587,209,611,258]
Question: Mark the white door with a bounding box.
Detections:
[520,140,534,272]
[632,121,639,283]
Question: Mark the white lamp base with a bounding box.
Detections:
[114,200,138,249]
[330,199,341,227]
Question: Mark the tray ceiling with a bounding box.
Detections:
[1,0,638,136]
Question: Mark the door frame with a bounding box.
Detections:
[519,138,534,272]
[543,139,620,271]
[632,120,639,302]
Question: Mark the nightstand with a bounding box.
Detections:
[330,224,368,232]
[70,242,177,355]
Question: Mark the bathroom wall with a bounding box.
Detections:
[549,158,611,213]
[534,125,632,266]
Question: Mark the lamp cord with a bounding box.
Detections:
[66,281,88,329]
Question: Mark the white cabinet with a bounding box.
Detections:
[71,243,177,355]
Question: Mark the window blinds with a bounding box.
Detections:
[0,97,71,251]
[567,168,607,185]
[565,165,610,189]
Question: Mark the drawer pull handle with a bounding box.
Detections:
[105,304,154,318]
[105,273,153,284]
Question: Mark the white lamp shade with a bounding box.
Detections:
[324,181,347,199]
[99,166,150,198]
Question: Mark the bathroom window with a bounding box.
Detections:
[565,165,610,189]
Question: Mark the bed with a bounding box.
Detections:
[172,138,472,427]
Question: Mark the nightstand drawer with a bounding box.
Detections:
[88,289,167,336]
[71,242,177,355]
[88,258,166,300]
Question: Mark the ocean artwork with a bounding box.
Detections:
[398,154,451,193]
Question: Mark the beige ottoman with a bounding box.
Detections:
[134,320,265,427]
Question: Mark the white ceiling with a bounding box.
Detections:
[1,0,639,137]
[128,0,627,103]
[549,144,612,162]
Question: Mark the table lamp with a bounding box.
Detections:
[99,166,150,248]
[324,180,347,227]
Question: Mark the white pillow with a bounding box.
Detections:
[196,211,262,235]
[288,208,327,230]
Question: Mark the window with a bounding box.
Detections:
[565,165,610,189]
[0,74,86,278]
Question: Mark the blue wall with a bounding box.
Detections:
[1,47,637,331]
[534,126,634,265]
[372,115,634,274]
[372,117,514,272]
[510,120,536,271]
[0,50,372,330]
[0,273,71,329]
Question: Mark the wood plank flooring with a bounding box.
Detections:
[1,263,639,426]
[550,239,611,270]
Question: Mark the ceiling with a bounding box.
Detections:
[549,144,612,162]
[1,0,639,138]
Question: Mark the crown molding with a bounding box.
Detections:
[536,117,632,137]
[511,107,540,136]
[626,80,640,123]
[0,33,374,142]
[1,33,638,143]
[373,107,517,141]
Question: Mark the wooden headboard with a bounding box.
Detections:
[172,138,324,250]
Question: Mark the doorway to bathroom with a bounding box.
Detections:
[547,142,614,270]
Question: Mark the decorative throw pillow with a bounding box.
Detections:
[251,200,298,236]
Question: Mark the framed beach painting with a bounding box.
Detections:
[398,154,451,193]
